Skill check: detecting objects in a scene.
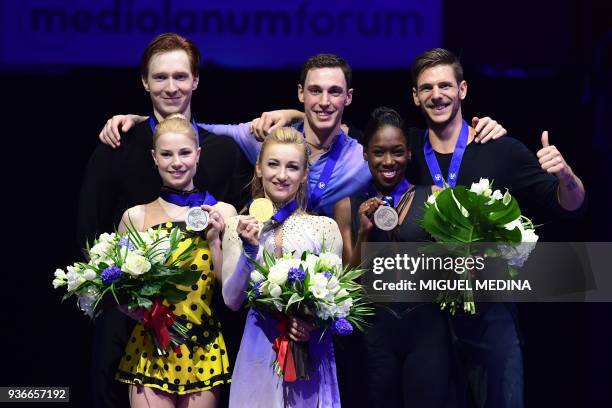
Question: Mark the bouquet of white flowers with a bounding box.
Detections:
[245,250,372,381]
[419,178,538,314]
[53,225,201,355]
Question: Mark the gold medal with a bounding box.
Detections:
[249,198,274,222]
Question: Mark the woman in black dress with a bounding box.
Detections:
[334,107,458,408]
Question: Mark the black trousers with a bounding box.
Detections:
[336,303,459,408]
[451,303,524,408]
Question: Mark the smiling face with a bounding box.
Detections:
[298,67,353,139]
[152,131,200,191]
[364,125,409,194]
[412,64,467,127]
[256,142,308,205]
[142,49,199,120]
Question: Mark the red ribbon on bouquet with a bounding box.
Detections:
[272,317,297,382]
[143,298,176,350]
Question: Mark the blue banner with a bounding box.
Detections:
[0,0,442,68]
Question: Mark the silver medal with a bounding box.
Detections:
[374,205,399,231]
[185,207,209,231]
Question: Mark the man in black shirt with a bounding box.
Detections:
[78,33,251,408]
[408,48,585,408]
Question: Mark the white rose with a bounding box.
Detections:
[469,178,491,196]
[83,269,97,281]
[268,259,301,286]
[319,252,342,270]
[268,264,289,286]
[250,270,265,283]
[269,284,282,298]
[122,253,151,276]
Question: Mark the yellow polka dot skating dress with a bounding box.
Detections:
[116,221,231,394]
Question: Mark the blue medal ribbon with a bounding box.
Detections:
[149,115,200,144]
[272,200,298,223]
[257,199,299,237]
[366,179,411,208]
[423,119,469,188]
[294,122,346,212]
[160,188,217,208]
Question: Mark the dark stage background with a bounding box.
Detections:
[2,0,611,406]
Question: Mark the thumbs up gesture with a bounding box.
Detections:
[536,131,574,181]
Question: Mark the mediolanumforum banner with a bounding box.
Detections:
[0,0,442,69]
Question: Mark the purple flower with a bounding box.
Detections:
[253,281,262,296]
[288,267,306,284]
[323,271,332,279]
[332,318,353,336]
[101,266,123,286]
[119,236,135,251]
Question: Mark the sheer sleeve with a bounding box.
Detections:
[221,216,255,311]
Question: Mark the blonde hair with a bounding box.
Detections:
[251,127,309,210]
[152,113,197,148]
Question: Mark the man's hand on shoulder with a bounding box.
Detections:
[99,114,148,148]
[249,109,305,141]
[472,116,507,143]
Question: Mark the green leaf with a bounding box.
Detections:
[139,282,162,296]
[166,270,201,286]
[160,284,190,304]
[285,293,304,312]
[263,250,276,268]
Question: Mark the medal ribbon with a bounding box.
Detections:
[272,200,298,223]
[272,316,298,382]
[294,122,346,212]
[258,199,299,238]
[160,188,217,208]
[423,119,469,188]
[149,115,200,144]
[366,179,411,208]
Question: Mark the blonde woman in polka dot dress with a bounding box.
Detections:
[114,115,236,407]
